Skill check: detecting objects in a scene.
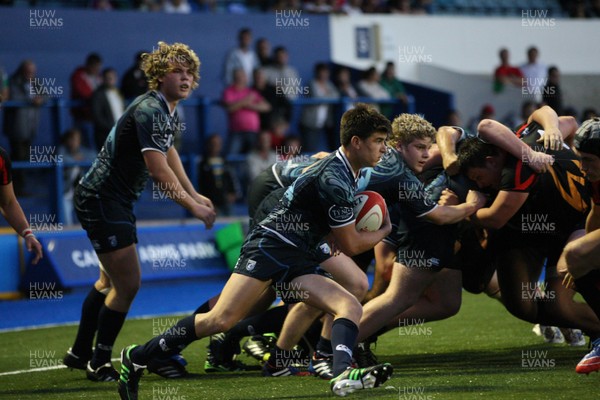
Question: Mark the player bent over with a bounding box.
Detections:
[558,118,600,374]
[63,42,216,382]
[118,104,394,399]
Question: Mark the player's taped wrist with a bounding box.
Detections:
[21,228,35,238]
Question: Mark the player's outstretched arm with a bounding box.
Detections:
[330,210,392,257]
[477,119,554,173]
[166,147,215,210]
[0,183,42,264]
[424,189,486,225]
[144,150,216,228]
[468,190,529,230]
[436,126,462,176]
[527,105,577,150]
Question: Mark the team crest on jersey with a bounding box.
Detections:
[328,205,353,224]
[319,243,331,254]
[246,259,257,272]
[108,235,117,248]
[151,132,174,150]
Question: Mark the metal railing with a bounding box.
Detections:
[2,96,413,224]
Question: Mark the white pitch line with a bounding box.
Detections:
[0,358,119,377]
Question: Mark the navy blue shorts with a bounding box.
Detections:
[74,185,137,254]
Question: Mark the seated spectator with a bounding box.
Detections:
[341,0,363,14]
[493,48,523,93]
[581,108,598,123]
[253,67,291,128]
[542,65,562,115]
[300,62,339,151]
[266,116,291,150]
[277,135,303,162]
[57,128,95,225]
[247,131,277,185]
[357,66,391,112]
[255,38,272,67]
[70,52,103,147]
[3,60,44,195]
[362,0,385,13]
[335,66,359,100]
[263,46,301,101]
[222,68,271,155]
[380,61,408,119]
[121,51,149,101]
[163,0,192,13]
[91,68,125,151]
[304,0,334,13]
[198,134,238,216]
[468,103,495,134]
[223,28,259,86]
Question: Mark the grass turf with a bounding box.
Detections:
[0,292,597,399]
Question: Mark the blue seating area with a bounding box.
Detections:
[433,0,565,17]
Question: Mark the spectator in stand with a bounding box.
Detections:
[445,109,462,127]
[270,0,302,11]
[304,0,334,13]
[335,66,359,110]
[222,68,271,155]
[300,62,339,151]
[57,128,96,226]
[341,0,363,14]
[121,51,148,101]
[252,67,291,128]
[542,65,563,116]
[266,116,290,150]
[357,66,391,112]
[582,108,598,123]
[515,100,537,126]
[198,134,238,216]
[520,46,547,102]
[91,68,125,151]
[70,53,103,147]
[263,46,301,101]
[380,61,408,119]
[255,38,272,67]
[468,103,495,134]
[493,48,523,93]
[246,130,277,184]
[162,0,192,13]
[362,0,385,13]
[223,28,259,86]
[2,60,44,195]
[136,0,162,11]
[0,62,8,101]
[387,0,412,13]
[278,135,302,161]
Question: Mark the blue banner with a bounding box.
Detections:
[21,223,231,289]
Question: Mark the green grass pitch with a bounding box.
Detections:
[0,292,597,399]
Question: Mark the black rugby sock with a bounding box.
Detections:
[71,287,106,360]
[90,305,127,368]
[227,305,289,339]
[331,318,359,376]
[131,315,197,365]
[575,271,600,321]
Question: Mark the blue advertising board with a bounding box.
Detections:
[20,223,232,290]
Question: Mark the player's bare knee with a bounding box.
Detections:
[347,277,369,301]
[563,244,586,276]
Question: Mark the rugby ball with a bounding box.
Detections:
[353,191,386,232]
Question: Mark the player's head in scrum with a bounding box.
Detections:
[390,113,436,174]
[141,41,200,101]
[339,103,391,169]
[574,118,600,182]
